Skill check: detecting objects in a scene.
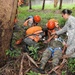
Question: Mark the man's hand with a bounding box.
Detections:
[62,55,68,59]
[63,42,68,47]
[43,40,48,43]
[55,22,59,28]
[62,50,65,54]
[51,31,56,35]
[23,21,28,26]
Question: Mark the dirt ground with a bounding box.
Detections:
[0,9,69,75]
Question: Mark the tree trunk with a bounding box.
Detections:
[29,0,32,9]
[24,0,29,6]
[54,0,58,7]
[59,0,63,9]
[42,0,45,10]
[0,0,18,67]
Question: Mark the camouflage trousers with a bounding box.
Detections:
[66,45,75,57]
[40,47,62,70]
[23,37,37,47]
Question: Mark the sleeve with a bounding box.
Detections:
[67,19,75,45]
[28,18,33,26]
[56,21,68,35]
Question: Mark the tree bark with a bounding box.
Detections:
[54,0,58,7]
[42,0,45,10]
[0,0,18,67]
[24,0,29,6]
[29,0,32,9]
[59,0,63,9]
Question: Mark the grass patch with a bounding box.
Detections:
[18,3,75,27]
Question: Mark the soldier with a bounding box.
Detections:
[52,9,75,58]
[39,35,66,73]
[23,15,41,29]
[22,26,47,52]
[15,15,41,46]
[38,19,66,74]
[23,26,44,47]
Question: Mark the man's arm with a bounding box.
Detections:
[44,35,55,43]
[51,21,68,35]
[56,24,67,35]
[62,44,67,54]
[23,20,29,26]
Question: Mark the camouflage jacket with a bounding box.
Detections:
[56,15,75,46]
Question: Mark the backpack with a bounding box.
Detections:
[26,26,42,35]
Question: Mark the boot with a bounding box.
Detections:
[40,62,46,70]
[37,68,45,74]
[51,72,57,75]
[22,44,29,53]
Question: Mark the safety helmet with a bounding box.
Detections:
[50,19,59,28]
[47,20,55,29]
[33,15,41,23]
[50,19,58,23]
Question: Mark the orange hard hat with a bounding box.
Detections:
[50,19,58,23]
[33,15,41,23]
[47,20,55,29]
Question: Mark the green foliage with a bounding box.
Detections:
[62,4,75,9]
[6,49,21,58]
[62,71,66,75]
[28,45,39,60]
[58,17,66,27]
[26,71,41,75]
[67,58,75,73]
[18,4,75,28]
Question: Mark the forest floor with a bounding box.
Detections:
[0,9,75,75]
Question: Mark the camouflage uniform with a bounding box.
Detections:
[23,36,37,47]
[23,16,34,30]
[23,16,38,30]
[40,37,64,70]
[23,32,45,47]
[23,36,38,52]
[26,16,34,27]
[56,15,75,57]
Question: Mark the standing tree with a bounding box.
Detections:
[0,0,18,67]
[59,0,63,9]
[54,0,58,7]
[29,0,32,9]
[18,0,23,6]
[23,0,29,6]
[54,0,63,9]
[42,0,45,10]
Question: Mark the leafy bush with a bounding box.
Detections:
[67,58,75,74]
[28,45,39,60]
[26,71,41,75]
[6,49,21,58]
[58,17,66,27]
[62,71,66,75]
